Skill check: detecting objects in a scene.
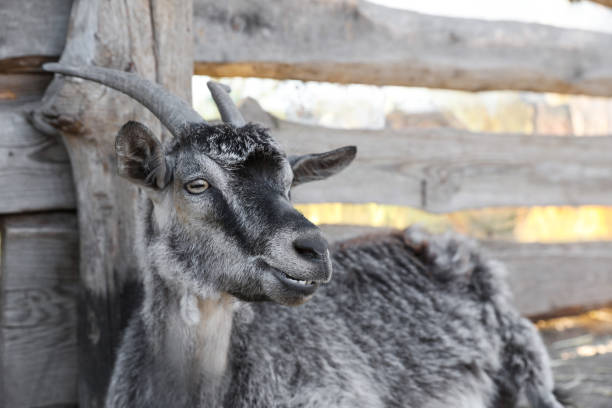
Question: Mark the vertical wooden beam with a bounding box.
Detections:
[36,0,194,406]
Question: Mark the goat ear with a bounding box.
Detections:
[115,121,171,189]
[289,146,357,187]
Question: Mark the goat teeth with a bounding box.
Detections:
[282,273,315,285]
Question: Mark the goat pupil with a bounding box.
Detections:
[186,179,208,194]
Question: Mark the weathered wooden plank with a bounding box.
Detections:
[5,0,612,95]
[194,0,612,96]
[319,224,612,317]
[0,0,72,72]
[8,91,612,216]
[0,73,75,214]
[0,213,78,408]
[0,107,75,214]
[0,74,53,106]
[241,99,612,212]
[487,241,612,317]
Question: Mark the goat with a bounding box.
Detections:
[44,63,564,408]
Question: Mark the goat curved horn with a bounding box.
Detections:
[43,63,206,137]
[207,81,246,127]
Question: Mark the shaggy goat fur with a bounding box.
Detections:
[108,226,562,407]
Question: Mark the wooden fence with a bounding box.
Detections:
[1,0,612,406]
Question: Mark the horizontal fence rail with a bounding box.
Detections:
[0,0,72,72]
[3,0,612,97]
[0,108,75,213]
[5,93,612,214]
[240,98,612,212]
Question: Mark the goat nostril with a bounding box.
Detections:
[293,236,328,261]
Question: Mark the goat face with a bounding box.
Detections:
[116,120,356,306]
[39,64,356,305]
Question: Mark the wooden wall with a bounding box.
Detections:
[2,2,77,406]
[1,0,612,406]
[1,214,78,407]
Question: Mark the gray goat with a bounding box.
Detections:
[45,63,564,408]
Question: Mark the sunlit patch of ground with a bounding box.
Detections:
[536,308,612,407]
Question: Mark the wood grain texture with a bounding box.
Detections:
[6,85,612,216]
[35,0,194,405]
[0,0,71,72]
[1,213,78,408]
[0,74,53,106]
[194,0,612,96]
[486,241,612,317]
[5,89,612,215]
[0,107,75,214]
[319,224,612,317]
[4,0,612,95]
[241,99,612,212]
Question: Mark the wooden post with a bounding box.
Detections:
[35,0,194,406]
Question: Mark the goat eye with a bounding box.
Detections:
[185,179,209,194]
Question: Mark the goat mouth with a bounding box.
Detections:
[268,268,320,296]
[281,271,316,286]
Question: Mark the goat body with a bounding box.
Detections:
[108,228,561,408]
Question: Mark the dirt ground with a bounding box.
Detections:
[537,309,612,408]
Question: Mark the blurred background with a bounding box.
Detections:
[192,1,612,405]
[194,0,612,244]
